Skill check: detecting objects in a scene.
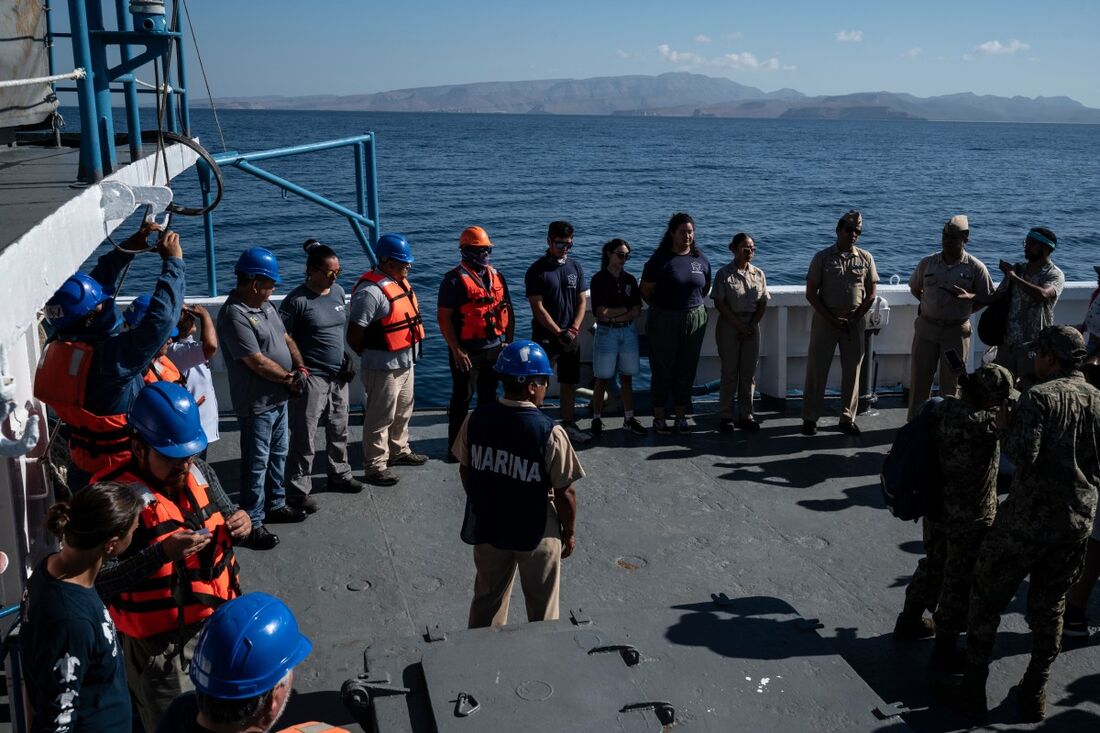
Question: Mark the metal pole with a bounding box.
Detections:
[231,160,378,230]
[85,0,119,174]
[354,141,367,216]
[44,0,62,148]
[113,0,143,161]
[365,133,380,251]
[198,160,217,296]
[172,0,190,135]
[66,0,103,182]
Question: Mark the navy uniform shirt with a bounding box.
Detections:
[590,269,641,315]
[524,255,586,340]
[641,248,711,310]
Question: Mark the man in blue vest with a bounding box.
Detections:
[451,340,585,628]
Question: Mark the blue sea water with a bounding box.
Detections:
[99,109,1100,406]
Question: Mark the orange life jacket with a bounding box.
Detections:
[33,339,131,478]
[98,462,240,639]
[143,354,184,386]
[453,263,510,342]
[277,724,351,733]
[354,271,425,352]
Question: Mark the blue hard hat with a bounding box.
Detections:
[190,592,313,699]
[235,247,282,283]
[375,233,414,264]
[494,339,553,378]
[44,273,112,329]
[123,295,179,338]
[128,382,207,458]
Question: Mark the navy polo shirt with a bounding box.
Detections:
[641,248,711,310]
[524,255,586,339]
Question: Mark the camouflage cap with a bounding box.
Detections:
[838,209,862,230]
[943,214,969,234]
[1030,325,1088,366]
[968,363,1018,403]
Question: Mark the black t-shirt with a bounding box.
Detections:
[524,255,586,339]
[21,557,132,733]
[589,269,641,316]
[641,248,711,310]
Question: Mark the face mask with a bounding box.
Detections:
[87,302,122,336]
[461,247,491,269]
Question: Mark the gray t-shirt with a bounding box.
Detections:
[349,276,417,371]
[279,283,348,378]
[216,292,293,417]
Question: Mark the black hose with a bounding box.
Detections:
[139,130,224,216]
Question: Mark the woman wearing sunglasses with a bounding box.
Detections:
[589,238,647,437]
[713,233,769,432]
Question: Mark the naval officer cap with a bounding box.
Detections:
[837,209,862,229]
[943,215,969,234]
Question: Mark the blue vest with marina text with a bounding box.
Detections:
[461,400,554,551]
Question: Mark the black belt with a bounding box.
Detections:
[597,321,631,328]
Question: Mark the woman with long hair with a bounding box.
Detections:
[21,482,143,732]
[713,233,769,431]
[640,213,712,434]
[589,238,646,437]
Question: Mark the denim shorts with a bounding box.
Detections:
[593,324,640,379]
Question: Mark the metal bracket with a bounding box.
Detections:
[794,618,825,631]
[588,644,641,666]
[873,702,925,719]
[620,701,676,725]
[570,608,592,626]
[425,623,447,642]
[344,673,410,698]
[454,691,480,717]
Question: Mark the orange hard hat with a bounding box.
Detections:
[459,226,492,248]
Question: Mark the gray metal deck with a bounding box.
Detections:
[0,145,92,254]
[207,397,1100,732]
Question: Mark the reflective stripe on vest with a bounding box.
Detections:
[354,271,425,352]
[34,339,132,476]
[143,354,185,386]
[278,724,351,733]
[103,463,240,639]
[454,264,510,342]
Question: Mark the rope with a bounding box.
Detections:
[133,78,173,93]
[181,0,227,153]
[0,68,85,89]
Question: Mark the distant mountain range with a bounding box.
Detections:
[201,72,1100,124]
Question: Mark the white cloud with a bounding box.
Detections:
[902,47,923,58]
[694,34,712,44]
[974,39,1029,55]
[658,44,706,66]
[712,51,796,72]
[615,49,633,59]
[727,31,744,40]
[835,30,863,43]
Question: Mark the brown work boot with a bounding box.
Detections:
[932,661,988,721]
[928,632,967,676]
[1016,670,1047,723]
[894,610,936,641]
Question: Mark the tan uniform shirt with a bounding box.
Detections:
[712,262,769,314]
[910,251,995,322]
[807,244,878,313]
[452,398,586,489]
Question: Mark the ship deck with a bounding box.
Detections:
[208,396,1100,732]
[0,145,101,255]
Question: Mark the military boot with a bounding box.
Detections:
[1016,668,1048,723]
[932,661,988,721]
[894,609,936,641]
[928,631,967,676]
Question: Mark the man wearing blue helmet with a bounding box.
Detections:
[35,221,185,492]
[91,382,252,733]
[452,340,585,628]
[157,593,345,733]
[347,234,428,487]
[217,247,311,551]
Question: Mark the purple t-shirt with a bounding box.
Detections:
[641,248,711,310]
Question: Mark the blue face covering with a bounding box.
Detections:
[87,302,122,336]
[461,247,491,270]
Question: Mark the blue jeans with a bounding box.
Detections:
[593,325,640,380]
[239,403,289,526]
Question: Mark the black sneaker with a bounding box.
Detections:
[1063,605,1091,638]
[623,417,647,435]
[674,417,692,434]
[718,418,735,433]
[736,418,762,431]
[652,418,672,435]
[838,421,862,436]
[266,505,308,524]
[238,525,279,551]
[800,420,817,436]
[590,418,603,438]
[288,494,319,514]
[328,475,366,493]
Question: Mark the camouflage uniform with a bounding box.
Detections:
[903,366,1011,634]
[966,328,1100,686]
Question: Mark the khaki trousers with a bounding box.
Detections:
[908,316,970,419]
[361,366,414,473]
[468,508,562,628]
[715,318,760,420]
[802,312,864,423]
[121,625,201,733]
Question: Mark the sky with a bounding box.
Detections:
[70,0,1100,107]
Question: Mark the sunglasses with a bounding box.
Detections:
[846,227,863,236]
[551,240,573,250]
[613,250,630,259]
[316,268,341,278]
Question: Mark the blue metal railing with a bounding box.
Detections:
[202,136,381,296]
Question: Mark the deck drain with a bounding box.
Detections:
[346,579,373,592]
[515,679,553,702]
[615,555,647,571]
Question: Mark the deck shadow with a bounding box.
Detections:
[279,689,358,728]
[715,451,884,490]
